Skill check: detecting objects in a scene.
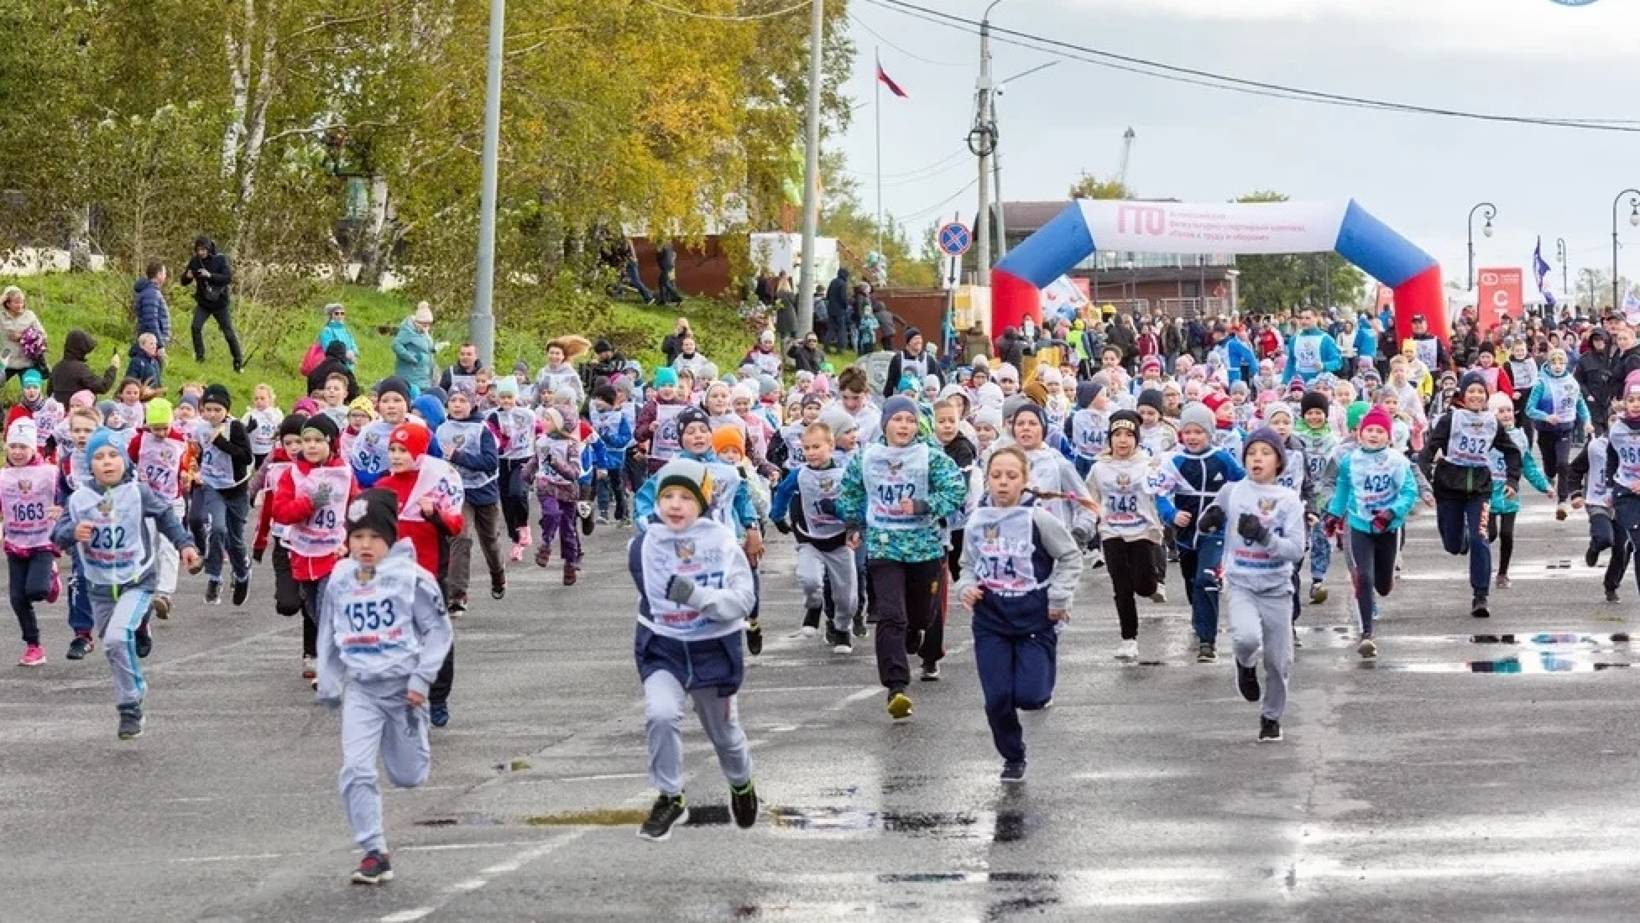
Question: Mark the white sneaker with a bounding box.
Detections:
[799,626,817,639]
[1356,636,1378,659]
[1114,638,1139,661]
[1149,588,1167,604]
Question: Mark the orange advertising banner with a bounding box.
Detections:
[1475,267,1523,331]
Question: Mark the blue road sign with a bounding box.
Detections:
[937,222,972,257]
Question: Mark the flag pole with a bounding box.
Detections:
[875,47,883,253]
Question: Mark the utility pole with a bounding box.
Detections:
[794,0,825,337]
[469,0,504,367]
[971,1,1003,286]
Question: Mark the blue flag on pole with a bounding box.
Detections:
[1533,237,1556,309]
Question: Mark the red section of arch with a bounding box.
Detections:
[990,269,1038,338]
[1391,265,1447,349]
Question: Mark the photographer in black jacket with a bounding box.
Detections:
[180,235,245,372]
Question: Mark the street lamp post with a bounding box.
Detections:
[1466,202,1495,292]
[1613,189,1640,312]
[1555,237,1568,307]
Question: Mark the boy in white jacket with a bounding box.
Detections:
[1199,427,1305,742]
[316,489,453,885]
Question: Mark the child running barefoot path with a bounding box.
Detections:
[629,459,760,842]
[958,446,1082,782]
[316,489,452,885]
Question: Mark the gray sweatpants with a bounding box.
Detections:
[642,671,752,797]
[795,542,857,632]
[340,680,430,853]
[1227,582,1294,721]
[90,587,153,706]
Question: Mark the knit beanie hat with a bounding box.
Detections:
[1487,391,1513,413]
[202,383,232,410]
[1242,426,1286,473]
[389,422,430,459]
[348,396,376,419]
[1009,401,1048,433]
[375,376,412,404]
[818,406,857,436]
[882,395,919,425]
[1626,370,1640,399]
[1178,402,1214,434]
[6,417,36,447]
[1346,400,1372,432]
[494,376,519,398]
[712,425,746,457]
[85,428,124,466]
[1300,390,1330,417]
[656,458,713,511]
[972,406,1004,433]
[301,412,339,445]
[1360,405,1393,436]
[278,412,309,441]
[1201,392,1230,416]
[1108,409,1140,438]
[676,406,711,438]
[346,489,400,545]
[654,367,679,388]
[145,398,174,428]
[1263,402,1294,423]
[1458,370,1488,397]
[1136,389,1166,414]
[1075,380,1102,408]
[20,369,43,390]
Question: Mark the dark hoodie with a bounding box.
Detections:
[306,338,359,401]
[182,236,233,307]
[50,330,117,406]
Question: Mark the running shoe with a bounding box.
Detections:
[1356,636,1378,659]
[491,578,506,600]
[563,562,578,586]
[1587,543,1602,568]
[1196,641,1217,663]
[134,620,153,659]
[430,703,449,728]
[886,690,913,720]
[447,601,466,620]
[66,633,93,660]
[1308,582,1328,605]
[1149,589,1167,604]
[1236,664,1260,702]
[117,704,144,740]
[518,526,532,548]
[231,574,251,607]
[1495,574,1512,590]
[1258,718,1282,742]
[205,580,222,605]
[351,851,393,885]
[151,594,171,620]
[919,662,941,682]
[301,656,317,681]
[745,620,763,655]
[1607,588,1621,603]
[1114,638,1139,661]
[1470,595,1490,619]
[1555,503,1568,522]
[18,644,44,667]
[851,612,868,638]
[830,631,852,655]
[1000,761,1027,784]
[46,563,60,604]
[509,543,525,563]
[535,546,551,568]
[729,781,759,829]
[637,794,688,842]
[801,607,821,636]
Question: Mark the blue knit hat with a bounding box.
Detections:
[882,395,919,425]
[85,428,126,470]
[654,367,679,388]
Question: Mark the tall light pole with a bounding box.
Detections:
[971,0,1005,286]
[1466,201,1495,292]
[794,0,824,336]
[1613,189,1640,311]
[469,0,505,368]
[1555,237,1568,305]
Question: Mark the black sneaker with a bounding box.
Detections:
[1196,642,1217,663]
[491,579,506,601]
[851,612,867,638]
[430,703,449,727]
[828,629,852,654]
[231,574,251,607]
[205,580,222,605]
[1258,718,1282,742]
[729,781,758,829]
[117,704,144,740]
[66,634,93,660]
[1000,761,1027,784]
[1606,588,1621,603]
[135,618,153,659]
[1237,664,1260,702]
[351,850,393,884]
[801,607,822,632]
[637,794,688,842]
[1588,544,1602,568]
[745,620,763,656]
[447,602,467,620]
[1470,595,1489,619]
[919,662,941,682]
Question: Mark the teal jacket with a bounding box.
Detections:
[391,316,436,390]
[1327,445,1420,533]
[836,437,966,564]
[317,320,359,366]
[1489,426,1550,514]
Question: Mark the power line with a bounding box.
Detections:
[847,12,967,67]
[638,0,809,22]
[841,146,968,181]
[896,176,980,223]
[864,0,1640,133]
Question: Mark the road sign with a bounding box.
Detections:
[937,222,972,257]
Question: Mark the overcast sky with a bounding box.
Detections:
[839,0,1640,304]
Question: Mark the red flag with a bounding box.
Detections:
[876,63,908,99]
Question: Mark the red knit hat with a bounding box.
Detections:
[1360,405,1393,436]
[390,422,430,459]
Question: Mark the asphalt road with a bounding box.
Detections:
[4,493,1640,922]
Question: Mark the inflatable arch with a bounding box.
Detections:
[991,199,1446,347]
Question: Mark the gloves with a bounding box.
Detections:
[772,518,792,535]
[1236,513,1269,545]
[664,575,697,606]
[815,498,838,518]
[1322,514,1344,538]
[310,482,334,508]
[1071,526,1092,548]
[1371,509,1395,533]
[1196,506,1225,534]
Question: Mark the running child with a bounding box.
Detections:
[958,445,1082,782]
[770,421,860,650]
[1153,401,1245,662]
[2,418,60,666]
[437,388,506,612]
[628,459,759,842]
[1326,406,1419,657]
[189,384,255,606]
[127,398,191,620]
[1569,411,1629,602]
[243,383,283,471]
[315,489,452,884]
[53,427,200,738]
[1086,409,1165,661]
[1487,392,1552,589]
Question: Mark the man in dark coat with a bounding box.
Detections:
[180,235,245,371]
[825,268,852,350]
